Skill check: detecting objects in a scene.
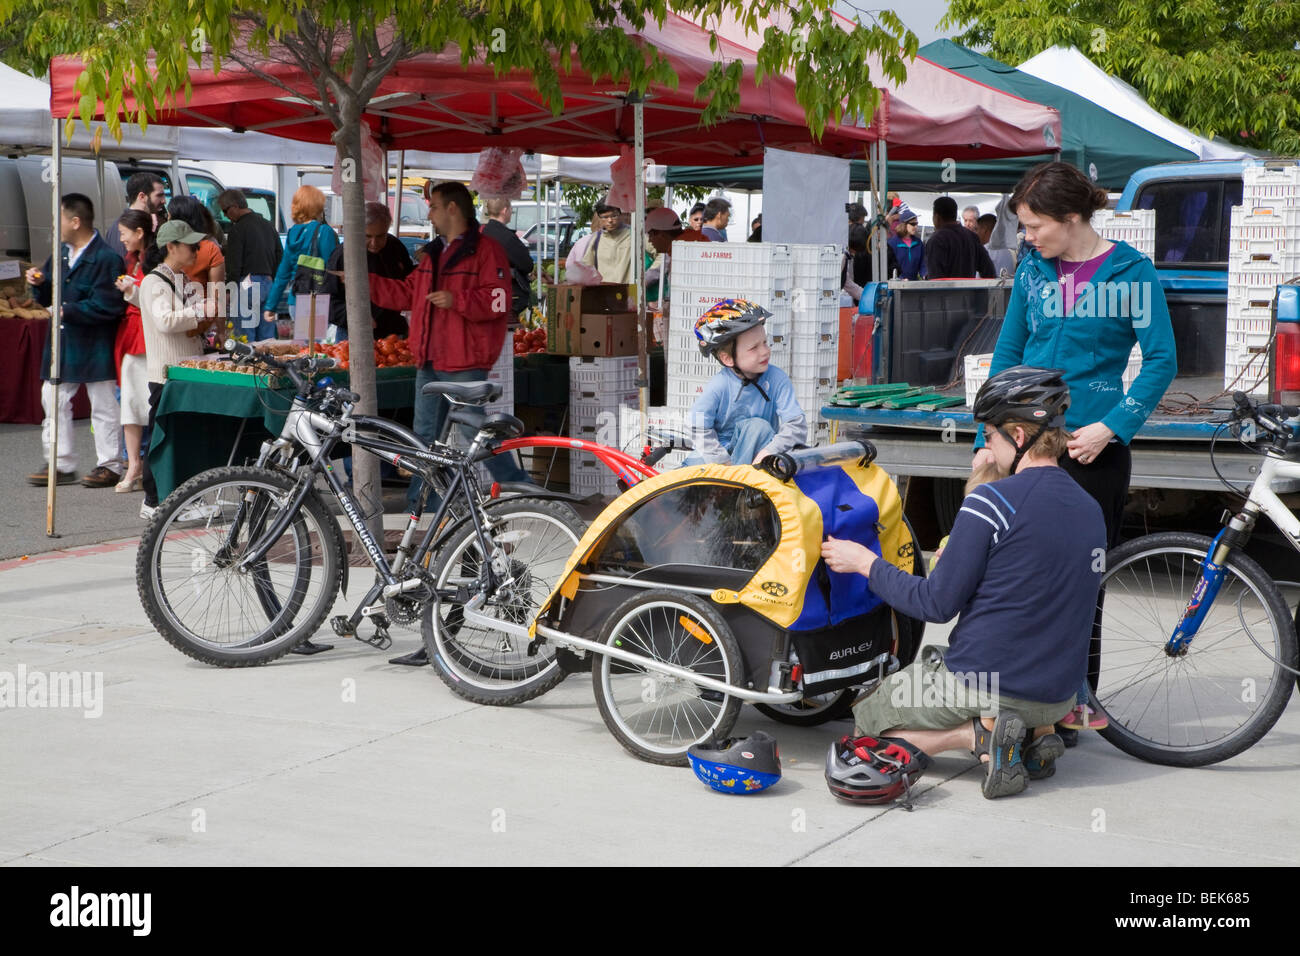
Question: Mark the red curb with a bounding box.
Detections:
[0,536,139,573]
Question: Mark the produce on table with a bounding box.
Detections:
[512,328,548,354]
[292,333,416,370]
[0,295,51,320]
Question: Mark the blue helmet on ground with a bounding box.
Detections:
[687,732,782,794]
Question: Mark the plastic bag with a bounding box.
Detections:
[332,127,386,203]
[607,146,636,212]
[564,232,603,285]
[471,147,528,199]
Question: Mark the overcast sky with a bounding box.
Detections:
[834,0,959,47]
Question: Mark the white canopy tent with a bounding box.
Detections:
[1016,47,1258,162]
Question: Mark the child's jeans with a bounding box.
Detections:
[682,417,775,467]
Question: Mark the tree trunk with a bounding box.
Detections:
[334,108,385,548]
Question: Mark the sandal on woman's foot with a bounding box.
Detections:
[972,714,1028,799]
[1023,732,1066,780]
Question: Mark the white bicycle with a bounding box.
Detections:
[1092,392,1300,766]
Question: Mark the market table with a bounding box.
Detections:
[0,315,90,424]
[148,369,417,500]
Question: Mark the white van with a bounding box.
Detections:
[0,156,127,262]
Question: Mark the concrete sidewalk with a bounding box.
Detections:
[1,534,1297,867]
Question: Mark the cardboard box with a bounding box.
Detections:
[546,283,636,354]
[578,313,639,356]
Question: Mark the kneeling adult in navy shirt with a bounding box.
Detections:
[822,367,1104,798]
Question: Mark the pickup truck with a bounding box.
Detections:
[823,160,1300,542]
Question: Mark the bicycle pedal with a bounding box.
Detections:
[330,615,356,639]
[358,627,393,651]
[699,690,726,703]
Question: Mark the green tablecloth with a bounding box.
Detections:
[149,372,417,500]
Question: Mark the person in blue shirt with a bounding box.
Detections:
[261,185,340,329]
[975,160,1177,743]
[822,367,1105,798]
[684,299,807,465]
[886,202,925,280]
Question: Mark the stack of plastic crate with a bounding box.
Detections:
[1225,163,1300,394]
[569,355,640,496]
[484,336,515,417]
[1093,208,1154,392]
[666,242,794,431]
[788,243,842,444]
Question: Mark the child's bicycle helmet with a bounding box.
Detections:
[825,733,931,806]
[693,298,771,359]
[687,731,782,794]
[973,365,1071,472]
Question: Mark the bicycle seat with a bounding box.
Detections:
[478,412,525,439]
[421,381,501,404]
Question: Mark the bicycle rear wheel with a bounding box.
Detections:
[423,497,585,704]
[137,466,343,666]
[1093,532,1298,766]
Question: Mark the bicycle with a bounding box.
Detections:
[137,341,590,670]
[1090,392,1300,766]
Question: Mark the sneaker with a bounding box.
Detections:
[981,713,1027,799]
[140,501,158,520]
[1023,732,1066,780]
[81,465,123,488]
[27,466,77,486]
[1059,704,1108,731]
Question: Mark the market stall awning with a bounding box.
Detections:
[1017,46,1260,162]
[920,40,1197,187]
[50,13,1060,165]
[669,38,1198,192]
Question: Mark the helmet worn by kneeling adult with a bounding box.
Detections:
[687,731,782,794]
[973,366,1071,472]
[972,365,1070,429]
[693,298,771,360]
[825,733,931,804]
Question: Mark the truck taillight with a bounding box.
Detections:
[1274,286,1300,404]
[1274,324,1300,404]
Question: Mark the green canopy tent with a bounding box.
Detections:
[669,39,1198,193]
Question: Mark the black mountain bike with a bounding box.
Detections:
[136,342,585,679]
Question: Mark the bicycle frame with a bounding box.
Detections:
[1168,450,1300,653]
[237,394,498,613]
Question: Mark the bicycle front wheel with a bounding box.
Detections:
[423,497,584,705]
[137,466,343,666]
[1094,531,1298,766]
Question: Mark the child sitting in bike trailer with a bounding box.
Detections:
[821,367,1106,798]
[683,299,807,465]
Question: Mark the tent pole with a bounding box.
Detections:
[633,96,647,446]
[170,154,181,197]
[46,117,63,536]
[394,149,406,234]
[95,153,105,232]
[535,160,542,308]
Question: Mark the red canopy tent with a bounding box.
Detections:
[50,13,1059,164]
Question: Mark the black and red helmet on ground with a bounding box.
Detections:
[824,733,931,804]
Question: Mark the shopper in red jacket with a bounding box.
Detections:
[367,181,529,496]
[368,181,528,667]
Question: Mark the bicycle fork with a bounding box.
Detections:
[1167,508,1258,655]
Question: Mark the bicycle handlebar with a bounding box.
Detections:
[1230,391,1298,446]
[224,339,338,395]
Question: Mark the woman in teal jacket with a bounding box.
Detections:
[974,161,1177,736]
[262,185,339,326]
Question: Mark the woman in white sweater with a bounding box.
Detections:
[130,220,213,517]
